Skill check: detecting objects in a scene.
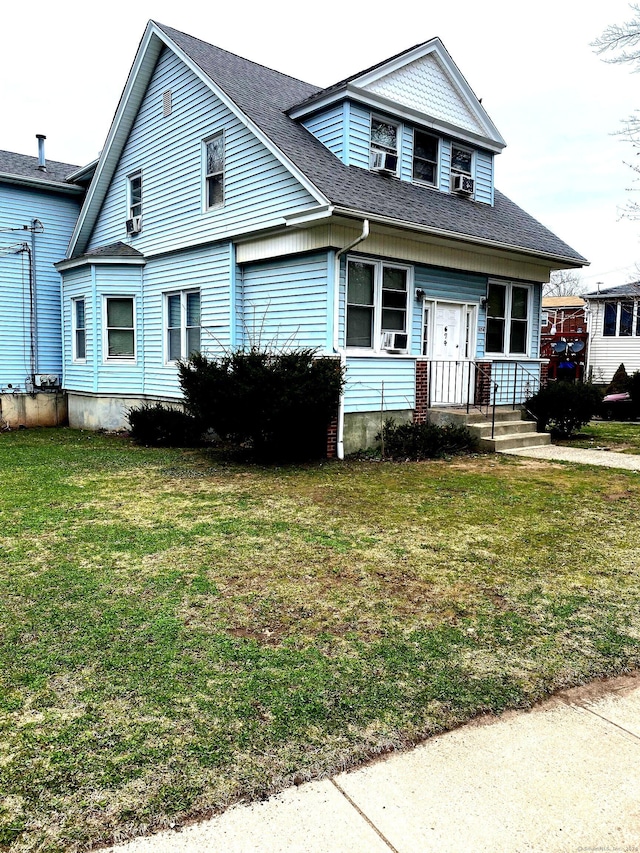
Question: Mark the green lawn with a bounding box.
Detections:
[555,420,640,454]
[2,430,640,851]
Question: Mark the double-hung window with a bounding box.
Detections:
[485,281,531,356]
[603,300,640,336]
[204,132,225,209]
[128,172,142,220]
[72,298,86,362]
[105,297,135,361]
[451,145,473,180]
[346,259,410,352]
[166,290,201,362]
[413,130,439,186]
[370,117,399,174]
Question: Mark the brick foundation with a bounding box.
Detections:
[475,361,493,407]
[326,413,338,458]
[413,359,429,423]
[540,362,549,388]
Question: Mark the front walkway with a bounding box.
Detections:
[106,675,640,852]
[500,443,640,471]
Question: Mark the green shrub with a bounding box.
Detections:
[127,403,202,447]
[526,381,602,438]
[178,348,345,461]
[379,419,478,460]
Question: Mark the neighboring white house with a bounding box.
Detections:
[585,283,640,383]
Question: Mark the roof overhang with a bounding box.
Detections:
[0,172,84,196]
[55,254,147,272]
[331,207,588,270]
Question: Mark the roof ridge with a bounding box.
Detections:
[153,21,323,92]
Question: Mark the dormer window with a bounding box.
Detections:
[451,145,473,180]
[413,130,438,186]
[370,118,398,174]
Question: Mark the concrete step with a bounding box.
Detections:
[478,432,551,452]
[431,407,529,426]
[468,420,538,439]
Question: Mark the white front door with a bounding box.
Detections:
[429,302,474,405]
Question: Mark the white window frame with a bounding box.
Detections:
[203,131,225,211]
[72,297,87,363]
[485,280,533,358]
[412,129,439,188]
[345,257,412,354]
[164,289,201,364]
[102,296,136,364]
[369,115,400,175]
[127,171,142,221]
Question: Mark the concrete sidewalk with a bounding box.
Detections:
[500,443,640,471]
[106,675,640,853]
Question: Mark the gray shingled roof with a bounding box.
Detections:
[156,22,587,266]
[83,242,144,258]
[585,282,640,299]
[0,150,80,187]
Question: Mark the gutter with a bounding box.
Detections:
[0,172,84,196]
[333,219,370,459]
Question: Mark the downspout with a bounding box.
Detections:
[333,219,370,459]
[30,222,39,379]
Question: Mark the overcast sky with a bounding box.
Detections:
[3,0,639,288]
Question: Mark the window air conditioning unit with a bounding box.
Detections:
[452,174,474,195]
[371,150,398,174]
[126,216,142,235]
[381,332,408,352]
[34,373,60,389]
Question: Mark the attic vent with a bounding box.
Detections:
[162,90,172,117]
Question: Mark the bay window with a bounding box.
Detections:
[72,297,86,362]
[346,260,410,351]
[104,297,135,361]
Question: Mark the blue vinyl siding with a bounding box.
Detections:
[88,48,317,255]
[94,267,144,395]
[302,106,344,161]
[344,357,415,413]
[142,242,233,397]
[0,184,80,388]
[440,140,452,194]
[475,151,493,205]
[61,266,93,392]
[348,104,371,169]
[400,128,413,183]
[531,283,542,356]
[240,253,329,350]
[492,361,541,405]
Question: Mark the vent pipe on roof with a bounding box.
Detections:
[36,134,46,171]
